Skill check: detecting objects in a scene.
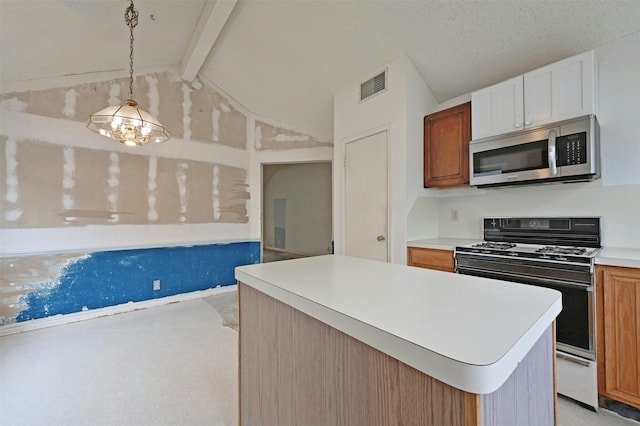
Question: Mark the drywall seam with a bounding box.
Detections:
[176,162,189,223]
[109,83,121,105]
[213,165,221,220]
[182,83,192,142]
[213,107,221,142]
[147,156,158,222]
[145,74,160,117]
[62,147,75,212]
[108,152,120,222]
[62,89,77,118]
[4,138,23,221]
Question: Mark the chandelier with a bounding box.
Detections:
[87,0,171,146]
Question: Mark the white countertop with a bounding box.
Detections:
[596,247,640,269]
[407,238,640,269]
[407,237,477,251]
[235,255,561,395]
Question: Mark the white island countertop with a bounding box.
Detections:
[235,255,561,395]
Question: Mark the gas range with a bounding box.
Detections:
[456,241,601,265]
[454,217,602,409]
[455,217,601,266]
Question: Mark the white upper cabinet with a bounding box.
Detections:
[472,50,595,140]
[472,76,524,139]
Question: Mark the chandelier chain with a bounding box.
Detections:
[124,1,139,100]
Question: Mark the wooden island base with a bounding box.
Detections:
[239,283,556,426]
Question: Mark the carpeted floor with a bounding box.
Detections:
[1,288,638,425]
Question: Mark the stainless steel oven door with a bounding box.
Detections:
[456,256,595,360]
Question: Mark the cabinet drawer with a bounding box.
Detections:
[408,247,454,272]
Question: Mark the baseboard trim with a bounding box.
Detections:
[0,284,238,337]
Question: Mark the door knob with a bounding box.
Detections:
[377,235,386,242]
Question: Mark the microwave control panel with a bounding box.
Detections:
[557,132,587,166]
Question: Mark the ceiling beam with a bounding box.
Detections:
[180,0,238,82]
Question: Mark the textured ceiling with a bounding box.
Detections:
[2,0,640,140]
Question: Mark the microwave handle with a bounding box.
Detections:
[548,130,557,176]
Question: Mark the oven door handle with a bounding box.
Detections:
[556,352,591,367]
[456,266,594,291]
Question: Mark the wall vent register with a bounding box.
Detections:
[360,70,386,101]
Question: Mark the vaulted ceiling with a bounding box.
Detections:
[2,0,640,140]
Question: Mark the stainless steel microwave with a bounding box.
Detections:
[469,115,600,188]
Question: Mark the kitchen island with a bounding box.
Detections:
[235,255,562,425]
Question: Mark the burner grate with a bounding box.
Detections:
[536,246,587,255]
[472,242,516,250]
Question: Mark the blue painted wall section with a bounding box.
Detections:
[14,242,260,322]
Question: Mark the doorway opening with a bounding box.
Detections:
[262,162,333,263]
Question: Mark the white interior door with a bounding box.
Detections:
[344,131,388,262]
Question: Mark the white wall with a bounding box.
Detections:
[596,31,640,186]
[405,57,440,241]
[436,183,640,247]
[410,31,640,249]
[333,55,437,264]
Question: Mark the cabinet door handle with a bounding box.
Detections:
[525,111,533,126]
[514,122,522,128]
[377,235,386,242]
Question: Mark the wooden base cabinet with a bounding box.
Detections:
[596,265,640,410]
[408,247,454,272]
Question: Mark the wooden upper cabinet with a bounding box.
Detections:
[596,265,640,410]
[423,102,471,188]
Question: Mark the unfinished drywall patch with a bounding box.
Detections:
[0,139,249,228]
[0,72,248,147]
[153,73,184,140]
[185,161,215,224]
[255,119,333,150]
[191,77,247,149]
[0,242,260,325]
[215,165,249,223]
[4,140,63,228]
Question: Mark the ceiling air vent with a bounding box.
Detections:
[360,70,386,101]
